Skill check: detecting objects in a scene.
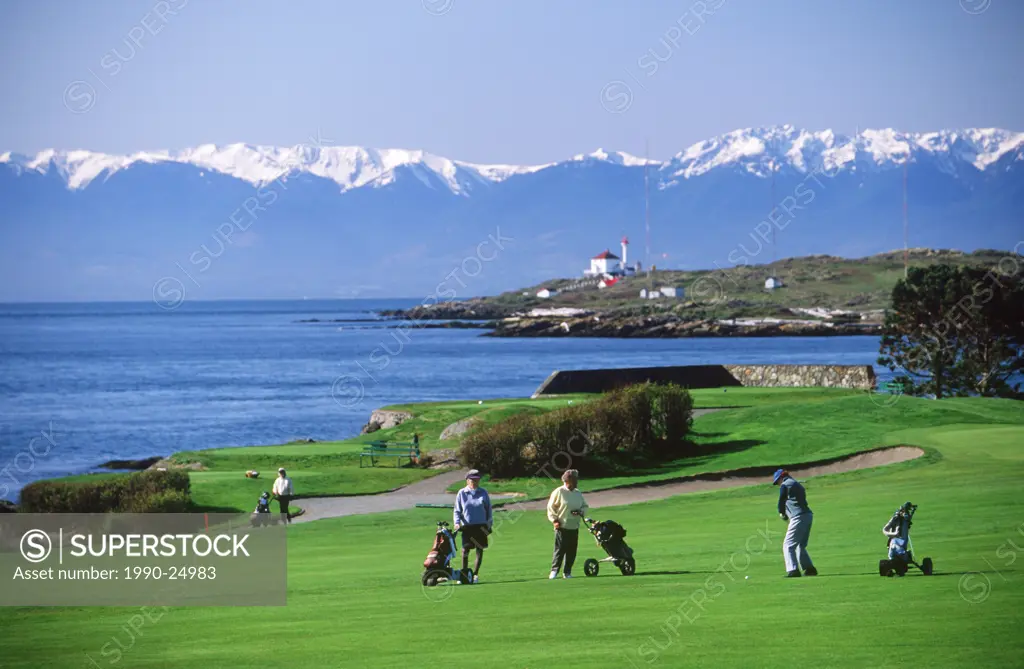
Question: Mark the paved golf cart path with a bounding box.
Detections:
[501,445,925,512]
[294,407,724,523]
[294,407,925,523]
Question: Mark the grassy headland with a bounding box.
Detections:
[379,249,1010,336]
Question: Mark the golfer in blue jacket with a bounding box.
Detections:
[453,469,492,584]
[773,469,817,577]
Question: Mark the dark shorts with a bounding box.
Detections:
[461,524,489,550]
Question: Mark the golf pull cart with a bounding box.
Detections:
[879,502,934,577]
[581,515,636,577]
[422,521,474,587]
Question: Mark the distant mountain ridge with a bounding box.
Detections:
[1,126,1021,302]
[3,126,1021,193]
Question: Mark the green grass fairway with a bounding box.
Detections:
[3,394,1023,668]
[471,391,1023,495]
[41,389,877,511]
[129,395,593,512]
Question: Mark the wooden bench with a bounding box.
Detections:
[359,441,421,468]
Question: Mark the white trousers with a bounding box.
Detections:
[783,512,814,572]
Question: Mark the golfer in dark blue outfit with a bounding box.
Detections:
[773,468,817,577]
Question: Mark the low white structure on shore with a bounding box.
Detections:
[525,307,592,317]
[765,276,784,290]
[640,286,684,299]
[536,287,559,299]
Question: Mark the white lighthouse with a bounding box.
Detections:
[621,236,629,267]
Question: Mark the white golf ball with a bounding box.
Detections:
[478,400,483,404]
[745,575,749,580]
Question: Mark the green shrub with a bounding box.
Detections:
[124,490,192,513]
[649,383,696,457]
[459,414,531,478]
[530,404,588,468]
[19,470,192,513]
[459,383,693,478]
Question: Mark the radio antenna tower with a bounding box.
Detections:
[903,159,909,279]
[771,158,777,265]
[644,138,651,280]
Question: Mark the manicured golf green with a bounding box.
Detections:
[3,392,1022,668]
[161,395,589,512]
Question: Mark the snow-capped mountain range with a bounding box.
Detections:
[1,126,1021,302]
[3,126,1021,194]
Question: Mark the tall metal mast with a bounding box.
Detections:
[771,159,777,265]
[903,159,909,279]
[644,138,651,281]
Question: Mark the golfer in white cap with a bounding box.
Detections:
[453,469,492,583]
[773,468,817,577]
[273,467,294,524]
[547,469,589,579]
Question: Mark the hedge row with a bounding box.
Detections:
[19,470,192,513]
[460,383,694,478]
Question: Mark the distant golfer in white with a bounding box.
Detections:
[273,467,294,524]
[773,468,817,577]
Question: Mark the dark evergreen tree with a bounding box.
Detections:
[878,264,1023,399]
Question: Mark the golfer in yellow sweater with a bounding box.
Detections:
[547,469,589,579]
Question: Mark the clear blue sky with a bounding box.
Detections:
[1,0,1022,163]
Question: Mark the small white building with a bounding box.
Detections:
[640,288,660,299]
[658,286,684,298]
[584,250,621,276]
[536,287,559,299]
[765,277,784,290]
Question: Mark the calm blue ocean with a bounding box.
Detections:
[0,299,892,498]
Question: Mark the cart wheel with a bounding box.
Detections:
[620,558,636,576]
[583,559,599,577]
[878,559,890,577]
[423,570,442,587]
[921,557,933,576]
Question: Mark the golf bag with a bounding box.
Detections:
[879,502,933,577]
[582,518,636,576]
[251,492,273,528]
[421,522,473,586]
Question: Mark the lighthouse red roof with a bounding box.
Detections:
[593,249,620,260]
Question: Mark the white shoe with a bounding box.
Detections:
[548,570,558,580]
[563,573,573,579]
[472,575,479,584]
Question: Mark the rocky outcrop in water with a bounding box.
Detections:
[99,456,165,470]
[379,300,517,321]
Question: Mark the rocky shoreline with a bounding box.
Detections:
[485,316,881,338]
[375,301,882,338]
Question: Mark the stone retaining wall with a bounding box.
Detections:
[532,364,875,396]
[722,364,875,389]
